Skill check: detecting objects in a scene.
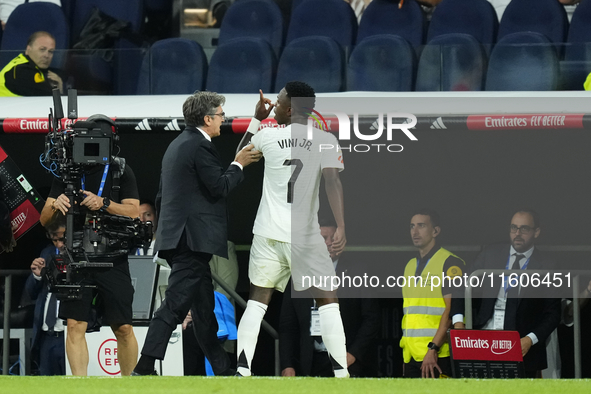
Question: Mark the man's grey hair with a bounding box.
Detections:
[183,91,226,127]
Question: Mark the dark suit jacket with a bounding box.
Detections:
[25,245,55,351]
[279,257,380,377]
[450,243,561,371]
[154,126,244,258]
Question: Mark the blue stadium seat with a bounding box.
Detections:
[562,0,591,89]
[416,33,486,91]
[427,0,498,50]
[497,0,568,45]
[568,0,591,45]
[486,32,559,91]
[0,2,69,70]
[60,0,75,23]
[286,0,357,49]
[218,0,283,57]
[136,38,207,95]
[206,38,275,94]
[144,0,172,12]
[357,0,425,47]
[276,36,344,93]
[347,34,415,91]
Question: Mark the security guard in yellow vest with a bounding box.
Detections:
[0,31,62,97]
[401,209,464,378]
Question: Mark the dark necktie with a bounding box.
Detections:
[45,293,57,333]
[513,254,525,269]
[504,254,525,330]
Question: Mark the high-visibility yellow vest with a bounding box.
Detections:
[0,54,44,97]
[400,247,464,363]
[585,72,591,91]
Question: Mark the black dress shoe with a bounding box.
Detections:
[131,369,158,376]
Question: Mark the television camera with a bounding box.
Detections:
[40,89,152,299]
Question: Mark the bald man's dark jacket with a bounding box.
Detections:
[450,243,561,372]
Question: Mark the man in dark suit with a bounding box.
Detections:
[25,213,66,375]
[450,209,561,377]
[279,219,380,377]
[133,91,262,376]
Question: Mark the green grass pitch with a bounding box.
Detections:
[1,376,590,394]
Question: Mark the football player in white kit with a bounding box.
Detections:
[235,82,349,377]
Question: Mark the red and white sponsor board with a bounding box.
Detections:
[450,329,523,362]
[98,339,120,375]
[2,118,89,133]
[10,199,40,239]
[65,325,183,376]
[466,114,584,130]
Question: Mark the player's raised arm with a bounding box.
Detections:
[237,89,275,153]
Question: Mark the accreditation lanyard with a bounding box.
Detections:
[503,254,530,295]
[81,164,110,197]
[310,299,321,336]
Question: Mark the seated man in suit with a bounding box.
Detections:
[279,216,380,377]
[25,213,66,375]
[450,209,561,378]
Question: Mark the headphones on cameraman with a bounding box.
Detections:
[85,114,120,143]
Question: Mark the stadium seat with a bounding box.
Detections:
[286,0,357,49]
[276,36,344,93]
[485,32,559,91]
[144,0,172,12]
[218,0,283,57]
[357,0,425,47]
[68,0,144,94]
[70,0,143,45]
[206,38,275,94]
[416,33,486,91]
[0,2,69,70]
[427,0,498,51]
[60,0,75,22]
[562,0,591,89]
[347,34,415,91]
[136,38,207,95]
[497,0,568,45]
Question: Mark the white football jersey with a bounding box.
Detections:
[251,123,344,244]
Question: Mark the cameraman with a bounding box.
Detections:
[39,114,140,376]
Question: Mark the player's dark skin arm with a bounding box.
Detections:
[323,168,346,256]
[310,168,344,307]
[237,90,275,153]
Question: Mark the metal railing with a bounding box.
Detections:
[1,269,31,376]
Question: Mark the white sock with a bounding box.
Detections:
[318,303,349,378]
[236,300,268,376]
